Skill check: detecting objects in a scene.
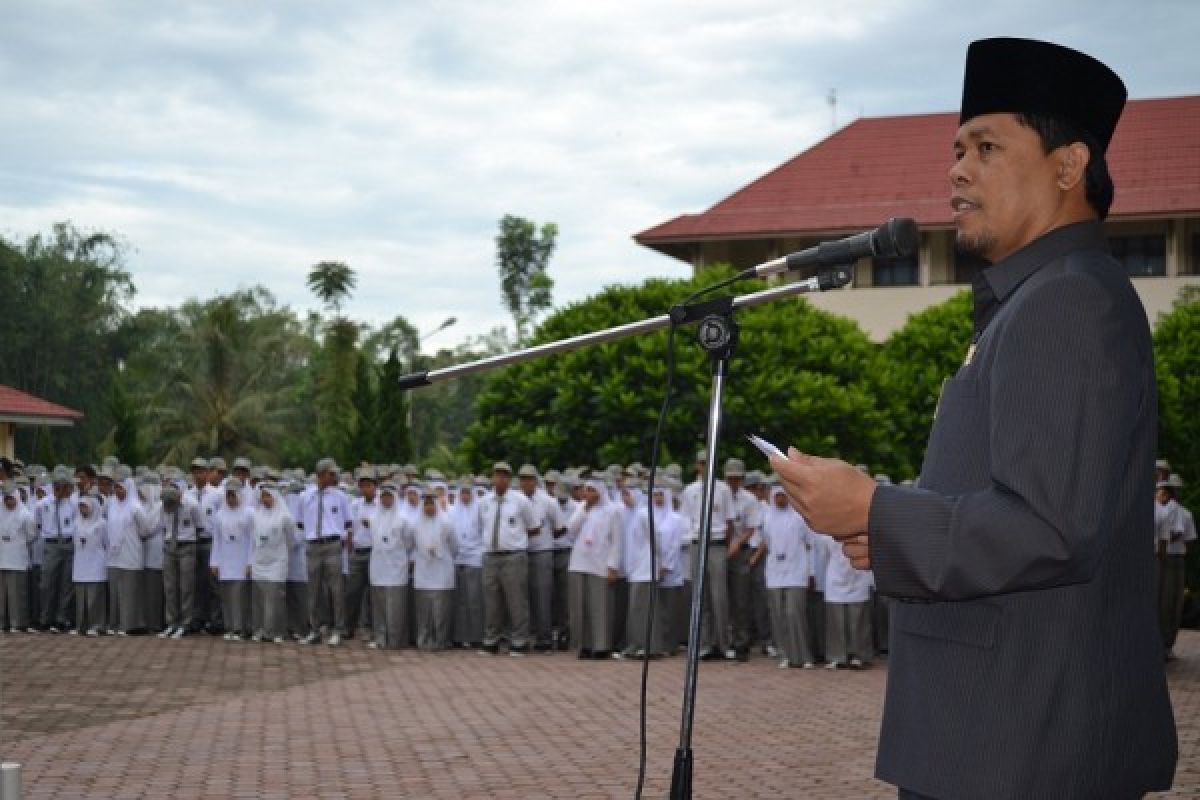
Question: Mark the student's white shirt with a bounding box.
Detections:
[412,512,458,590]
[731,487,761,546]
[72,513,108,582]
[211,505,254,580]
[352,496,380,549]
[0,504,36,570]
[35,495,77,542]
[679,479,736,543]
[1158,499,1194,555]
[524,489,562,553]
[626,506,676,584]
[566,503,622,578]
[452,498,484,568]
[104,496,148,570]
[158,498,205,544]
[285,493,307,581]
[554,497,580,550]
[141,501,165,570]
[817,535,872,603]
[251,508,295,582]
[298,486,353,541]
[760,506,814,589]
[369,508,414,587]
[653,507,686,588]
[192,484,219,538]
[476,490,537,553]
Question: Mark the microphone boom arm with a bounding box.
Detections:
[396,266,853,390]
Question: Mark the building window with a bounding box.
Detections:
[954,248,989,284]
[872,253,918,286]
[1109,235,1166,277]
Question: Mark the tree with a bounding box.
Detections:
[106,374,145,466]
[347,353,380,464]
[306,261,357,314]
[375,348,413,462]
[0,222,135,461]
[875,291,974,479]
[462,268,889,473]
[496,214,557,345]
[1153,285,1200,587]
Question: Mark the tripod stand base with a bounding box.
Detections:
[669,747,693,800]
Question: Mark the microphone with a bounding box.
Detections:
[743,217,918,279]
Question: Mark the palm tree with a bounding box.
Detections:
[307,261,357,315]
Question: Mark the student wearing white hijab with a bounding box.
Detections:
[72,493,108,636]
[755,486,815,669]
[212,478,255,640]
[566,479,622,658]
[105,473,150,635]
[368,483,414,649]
[138,475,166,633]
[284,481,309,640]
[412,487,458,650]
[451,482,484,648]
[250,483,295,643]
[618,485,681,659]
[0,482,38,632]
[814,530,874,669]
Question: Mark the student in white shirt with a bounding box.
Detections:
[72,494,108,636]
[369,483,414,649]
[212,478,254,641]
[451,483,484,648]
[106,474,149,635]
[412,488,458,650]
[518,464,561,653]
[619,485,683,659]
[566,479,622,659]
[477,462,539,656]
[815,532,874,669]
[284,481,308,640]
[37,471,78,632]
[249,483,294,644]
[0,482,38,632]
[1156,474,1195,656]
[158,483,204,639]
[138,475,166,634]
[298,459,353,646]
[754,486,815,669]
[346,468,379,641]
[679,448,738,660]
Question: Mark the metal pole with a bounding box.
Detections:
[1,762,21,800]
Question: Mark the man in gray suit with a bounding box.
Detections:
[774,38,1176,799]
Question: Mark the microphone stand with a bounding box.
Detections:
[397,265,855,799]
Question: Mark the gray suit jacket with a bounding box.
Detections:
[869,221,1177,799]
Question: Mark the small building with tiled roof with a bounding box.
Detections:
[635,95,1200,339]
[0,384,84,460]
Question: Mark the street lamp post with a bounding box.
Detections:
[408,316,457,462]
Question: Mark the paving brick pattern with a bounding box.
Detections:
[2,631,1197,798]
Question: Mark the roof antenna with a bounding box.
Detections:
[827,89,838,131]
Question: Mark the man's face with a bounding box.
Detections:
[3,495,15,510]
[318,470,337,489]
[381,492,395,509]
[727,476,742,493]
[75,471,92,492]
[519,476,537,496]
[1156,488,1170,505]
[950,113,1070,263]
[694,460,705,479]
[422,497,437,517]
[570,484,584,502]
[190,467,206,486]
[234,468,250,482]
[493,471,511,494]
[78,500,91,518]
[207,469,223,487]
[359,479,376,501]
[99,478,113,496]
[459,487,473,505]
[54,483,72,500]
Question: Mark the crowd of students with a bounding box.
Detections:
[0,452,1189,665]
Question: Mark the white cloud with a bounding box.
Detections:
[0,0,1195,349]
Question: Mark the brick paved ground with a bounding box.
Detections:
[1,630,1197,798]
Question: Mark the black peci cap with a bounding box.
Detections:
[960,37,1127,151]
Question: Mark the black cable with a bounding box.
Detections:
[634,269,751,799]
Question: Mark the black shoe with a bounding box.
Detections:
[509,644,530,657]
[578,649,593,659]
[736,648,750,663]
[477,644,499,656]
[699,649,720,661]
[533,642,552,653]
[591,650,610,660]
[556,639,570,651]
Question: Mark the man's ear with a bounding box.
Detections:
[1056,141,1090,191]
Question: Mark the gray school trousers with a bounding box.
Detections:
[415,589,454,650]
[107,567,142,632]
[345,548,372,635]
[142,569,164,632]
[0,570,30,629]
[306,538,345,635]
[825,600,873,665]
[552,549,571,638]
[699,542,731,653]
[220,580,252,635]
[40,539,74,627]
[454,565,483,644]
[527,550,554,646]
[75,581,106,633]
[371,584,409,649]
[286,581,307,637]
[624,580,670,655]
[482,551,529,649]
[767,587,813,665]
[252,580,286,638]
[163,541,196,630]
[568,571,611,653]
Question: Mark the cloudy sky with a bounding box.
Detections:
[1,0,1195,346]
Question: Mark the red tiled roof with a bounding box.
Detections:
[0,384,83,420]
[635,95,1200,247]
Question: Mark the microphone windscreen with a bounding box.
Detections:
[876,218,919,259]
